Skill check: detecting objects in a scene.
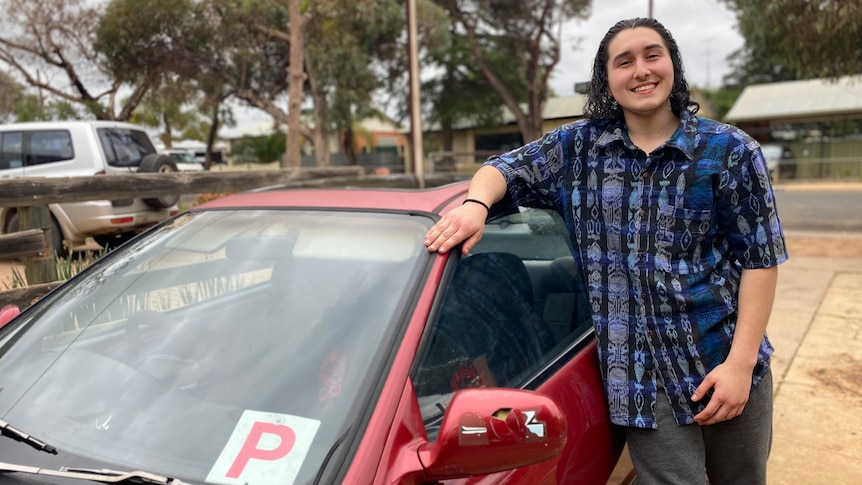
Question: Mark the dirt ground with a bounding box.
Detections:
[783,233,862,259]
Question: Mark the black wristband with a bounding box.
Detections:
[463,198,491,213]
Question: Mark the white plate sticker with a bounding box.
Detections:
[206,410,321,485]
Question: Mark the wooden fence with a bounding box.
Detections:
[0,167,362,309]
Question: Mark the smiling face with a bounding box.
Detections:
[606,27,675,120]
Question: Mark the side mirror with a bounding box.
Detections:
[418,388,567,479]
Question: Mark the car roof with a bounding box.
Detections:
[197,179,471,216]
[0,120,145,131]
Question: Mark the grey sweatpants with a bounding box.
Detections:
[624,369,773,485]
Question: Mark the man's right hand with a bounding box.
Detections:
[424,202,487,255]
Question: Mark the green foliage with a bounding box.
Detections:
[420,29,510,140]
[205,0,293,98]
[697,86,742,121]
[95,0,212,83]
[304,0,406,130]
[432,0,592,140]
[230,133,286,164]
[0,70,23,122]
[130,81,204,146]
[2,247,108,290]
[13,95,85,122]
[722,0,862,79]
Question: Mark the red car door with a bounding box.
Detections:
[377,206,626,484]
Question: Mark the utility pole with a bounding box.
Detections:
[648,0,654,18]
[406,0,425,188]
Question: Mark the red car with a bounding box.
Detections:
[0,180,629,484]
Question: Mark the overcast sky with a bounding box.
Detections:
[552,0,743,94]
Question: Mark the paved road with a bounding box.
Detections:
[775,189,862,232]
[774,183,862,232]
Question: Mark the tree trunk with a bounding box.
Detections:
[204,101,221,171]
[305,62,331,167]
[162,113,173,148]
[285,0,306,169]
[342,123,357,166]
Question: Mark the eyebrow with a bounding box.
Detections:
[611,43,665,63]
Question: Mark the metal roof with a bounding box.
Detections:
[725,75,862,123]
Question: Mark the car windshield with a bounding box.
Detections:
[0,209,432,484]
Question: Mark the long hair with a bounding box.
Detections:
[583,18,699,120]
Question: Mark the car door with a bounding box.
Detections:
[412,205,625,484]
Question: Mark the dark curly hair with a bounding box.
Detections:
[583,18,699,120]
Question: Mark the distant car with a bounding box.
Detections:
[161,149,205,172]
[0,180,631,484]
[761,143,797,181]
[0,120,180,254]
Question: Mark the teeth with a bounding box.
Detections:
[633,84,655,92]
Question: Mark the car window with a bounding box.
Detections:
[26,130,74,166]
[413,206,591,437]
[0,209,433,484]
[98,127,156,167]
[0,131,23,170]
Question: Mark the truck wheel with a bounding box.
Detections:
[139,154,180,209]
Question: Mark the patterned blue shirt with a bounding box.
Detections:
[486,110,789,428]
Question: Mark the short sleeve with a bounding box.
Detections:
[715,136,789,269]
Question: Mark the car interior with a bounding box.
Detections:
[413,205,594,436]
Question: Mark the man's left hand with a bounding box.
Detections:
[691,361,753,425]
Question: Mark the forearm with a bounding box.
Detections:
[727,266,779,368]
[466,165,508,207]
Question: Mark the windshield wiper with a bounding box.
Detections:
[0,462,192,485]
[0,419,57,454]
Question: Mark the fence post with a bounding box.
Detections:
[19,206,57,285]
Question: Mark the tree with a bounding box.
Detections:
[95,0,215,120]
[0,0,116,119]
[721,0,862,79]
[0,71,24,122]
[130,82,202,148]
[204,0,406,168]
[203,0,307,165]
[285,0,308,168]
[420,24,520,155]
[722,44,799,88]
[433,0,591,142]
[302,0,405,166]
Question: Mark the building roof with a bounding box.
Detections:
[725,75,862,123]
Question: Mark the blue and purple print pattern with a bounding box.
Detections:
[487,110,788,428]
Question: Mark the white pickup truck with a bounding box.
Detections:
[0,120,181,255]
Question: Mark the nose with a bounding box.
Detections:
[634,59,651,79]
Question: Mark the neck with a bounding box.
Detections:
[624,108,680,154]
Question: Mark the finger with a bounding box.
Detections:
[434,229,465,254]
[460,232,483,255]
[425,224,456,252]
[694,399,720,424]
[424,222,449,247]
[692,379,715,402]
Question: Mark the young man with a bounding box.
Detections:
[424,17,787,484]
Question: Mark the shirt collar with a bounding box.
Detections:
[594,110,699,161]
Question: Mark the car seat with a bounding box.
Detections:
[418,252,555,395]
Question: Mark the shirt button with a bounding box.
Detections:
[638,209,646,218]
